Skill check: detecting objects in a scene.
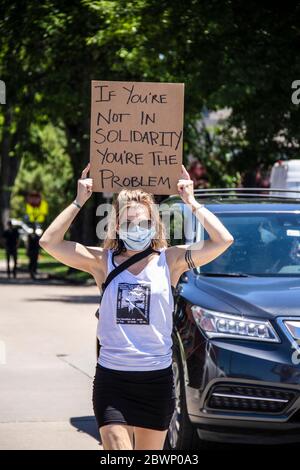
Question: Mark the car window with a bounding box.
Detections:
[197,211,300,276]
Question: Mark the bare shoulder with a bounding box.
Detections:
[164,245,190,287]
[85,245,109,276]
[164,245,188,270]
[165,244,188,257]
[85,245,107,257]
[80,245,109,291]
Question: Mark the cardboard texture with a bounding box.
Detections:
[90,80,184,195]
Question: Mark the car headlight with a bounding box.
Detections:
[191,305,280,342]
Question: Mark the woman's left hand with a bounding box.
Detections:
[177,164,195,205]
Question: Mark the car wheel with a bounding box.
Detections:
[164,346,200,450]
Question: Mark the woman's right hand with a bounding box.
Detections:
[76,162,93,206]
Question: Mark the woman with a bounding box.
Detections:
[39,162,234,450]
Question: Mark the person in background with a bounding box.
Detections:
[27,223,41,280]
[2,220,20,279]
[189,160,209,189]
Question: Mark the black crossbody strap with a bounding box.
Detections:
[101,245,160,295]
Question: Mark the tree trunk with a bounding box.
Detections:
[0,107,22,235]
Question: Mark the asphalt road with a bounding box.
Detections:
[0,261,101,450]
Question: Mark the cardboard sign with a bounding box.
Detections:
[89,80,184,194]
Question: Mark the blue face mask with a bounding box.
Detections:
[119,225,156,251]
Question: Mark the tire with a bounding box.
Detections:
[164,346,199,450]
[164,346,212,450]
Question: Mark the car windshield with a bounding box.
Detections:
[198,212,300,276]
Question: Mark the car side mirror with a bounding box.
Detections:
[179,272,189,283]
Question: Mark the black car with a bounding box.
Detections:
[162,188,300,449]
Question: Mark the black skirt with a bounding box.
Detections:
[92,363,176,431]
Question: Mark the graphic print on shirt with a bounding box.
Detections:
[116,282,151,325]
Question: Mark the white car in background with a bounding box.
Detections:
[9,219,43,247]
[270,159,300,197]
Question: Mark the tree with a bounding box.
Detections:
[1,0,300,243]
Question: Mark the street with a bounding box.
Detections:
[0,261,102,450]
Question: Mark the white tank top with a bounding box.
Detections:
[96,247,174,371]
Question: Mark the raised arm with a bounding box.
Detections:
[39,163,104,275]
[169,165,234,273]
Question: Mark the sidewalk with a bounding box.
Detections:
[0,258,95,286]
[0,261,102,450]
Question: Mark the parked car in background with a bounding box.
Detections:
[270,159,300,197]
[5,219,43,248]
[162,188,300,449]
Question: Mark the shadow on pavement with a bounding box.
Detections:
[70,416,102,446]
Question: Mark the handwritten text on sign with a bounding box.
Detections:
[89,81,184,194]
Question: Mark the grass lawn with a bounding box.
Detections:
[0,247,92,283]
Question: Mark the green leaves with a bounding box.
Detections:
[1,0,300,231]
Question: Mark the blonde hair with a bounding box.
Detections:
[102,189,169,254]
